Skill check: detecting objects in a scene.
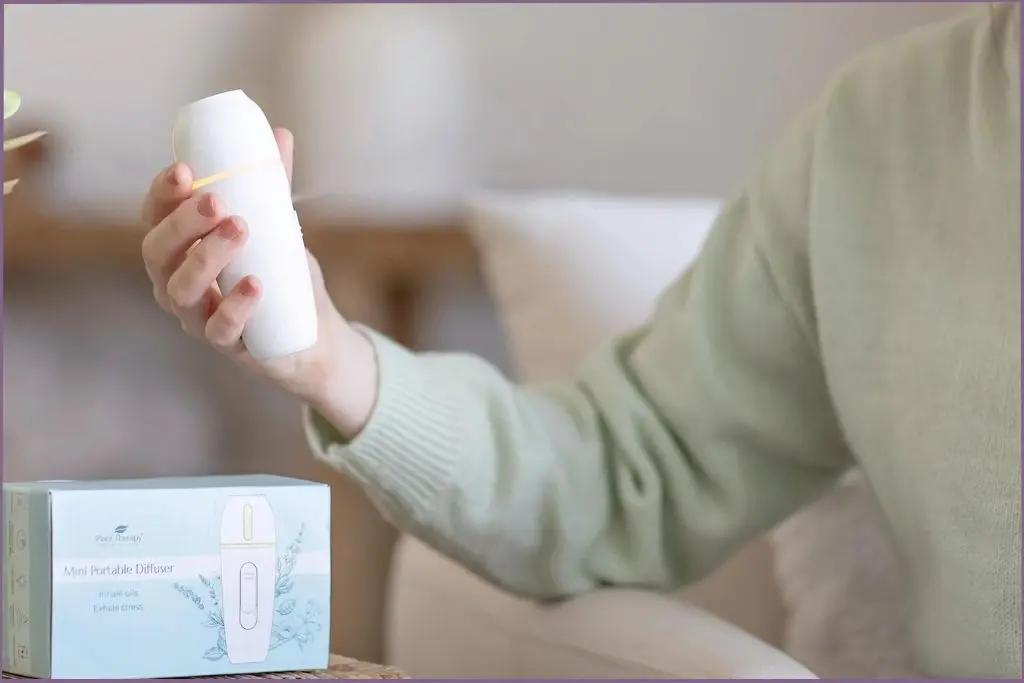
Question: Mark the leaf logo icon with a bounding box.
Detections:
[113,525,129,534]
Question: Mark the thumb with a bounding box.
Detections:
[274,127,294,185]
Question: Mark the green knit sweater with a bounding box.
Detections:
[305,5,1020,678]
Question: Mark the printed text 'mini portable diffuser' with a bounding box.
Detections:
[220,495,277,664]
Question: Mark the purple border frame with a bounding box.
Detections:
[0,1,1020,681]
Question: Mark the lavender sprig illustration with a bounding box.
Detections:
[173,523,323,661]
[172,583,206,612]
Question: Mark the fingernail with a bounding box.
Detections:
[198,193,219,218]
[167,165,182,186]
[220,218,244,241]
[240,277,259,297]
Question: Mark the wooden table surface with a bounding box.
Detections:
[2,654,407,679]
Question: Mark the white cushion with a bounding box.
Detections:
[468,192,718,382]
[388,535,816,679]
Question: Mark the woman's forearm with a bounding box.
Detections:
[303,323,380,443]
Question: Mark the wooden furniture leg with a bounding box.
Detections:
[382,275,419,350]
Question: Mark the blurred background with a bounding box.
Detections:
[3,1,972,665]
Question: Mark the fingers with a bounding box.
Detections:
[166,217,247,311]
[175,286,223,341]
[141,163,194,228]
[144,126,287,359]
[164,216,248,339]
[274,128,294,185]
[144,126,289,231]
[205,276,261,352]
[142,192,224,282]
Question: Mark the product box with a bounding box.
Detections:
[2,475,331,679]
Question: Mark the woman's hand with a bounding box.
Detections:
[140,128,378,438]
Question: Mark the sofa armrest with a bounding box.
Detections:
[385,536,816,679]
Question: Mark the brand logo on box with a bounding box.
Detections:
[95,525,143,546]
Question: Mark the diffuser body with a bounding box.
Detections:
[173,90,317,360]
[220,494,277,664]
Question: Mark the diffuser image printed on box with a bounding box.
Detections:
[3,476,331,679]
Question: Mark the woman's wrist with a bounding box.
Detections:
[306,322,380,442]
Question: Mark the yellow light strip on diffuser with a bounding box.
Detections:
[191,157,281,192]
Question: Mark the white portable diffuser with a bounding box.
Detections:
[173,90,318,361]
[220,495,277,664]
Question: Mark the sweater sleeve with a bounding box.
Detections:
[304,96,854,600]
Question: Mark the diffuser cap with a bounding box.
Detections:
[173,90,280,181]
[220,494,276,546]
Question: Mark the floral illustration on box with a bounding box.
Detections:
[172,523,324,661]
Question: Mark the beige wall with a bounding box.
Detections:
[5,3,970,208]
[3,2,972,663]
[4,2,972,360]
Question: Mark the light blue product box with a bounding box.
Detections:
[2,475,331,679]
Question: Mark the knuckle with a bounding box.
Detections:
[167,255,213,310]
[205,320,233,348]
[140,232,157,265]
[179,316,204,341]
[205,327,228,348]
[215,306,242,333]
[141,188,161,228]
[189,231,237,277]
[188,245,212,273]
[152,284,172,312]
[165,276,191,309]
[181,320,203,342]
[141,210,180,266]
[207,301,248,348]
[163,200,195,244]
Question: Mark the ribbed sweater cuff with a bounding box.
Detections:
[302,326,460,524]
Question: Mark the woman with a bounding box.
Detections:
[141,5,1020,677]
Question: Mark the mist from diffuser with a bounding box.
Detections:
[287,4,473,219]
[173,91,318,361]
